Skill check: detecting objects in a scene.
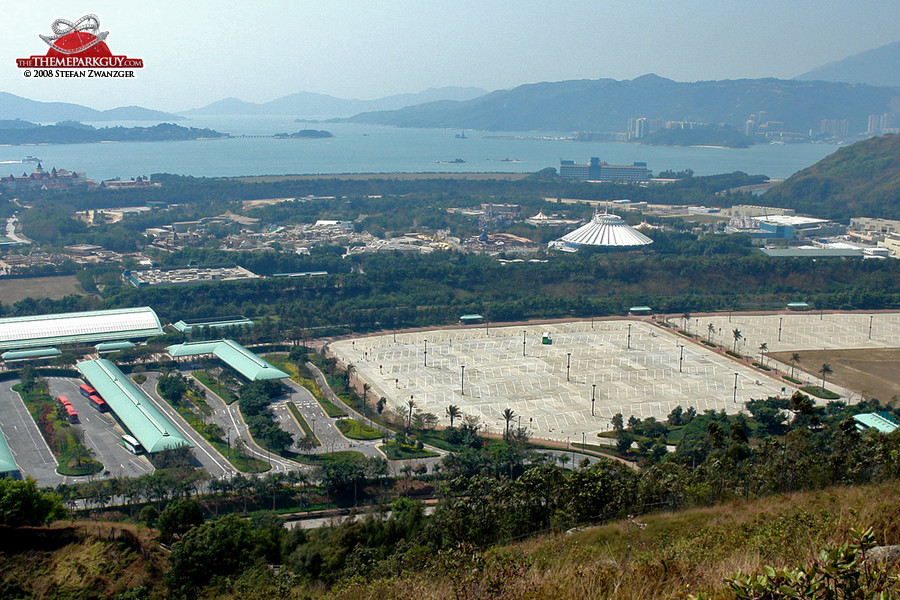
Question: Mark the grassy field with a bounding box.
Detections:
[0,275,83,304]
[336,418,384,440]
[770,348,900,403]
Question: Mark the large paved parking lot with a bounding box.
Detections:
[331,320,791,444]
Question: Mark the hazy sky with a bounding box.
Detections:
[3,0,899,112]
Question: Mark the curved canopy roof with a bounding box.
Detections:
[558,213,653,248]
[0,431,18,475]
[0,307,163,351]
[76,359,191,453]
[166,339,289,381]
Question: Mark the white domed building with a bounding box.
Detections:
[548,212,653,252]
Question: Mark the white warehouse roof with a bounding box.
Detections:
[0,307,163,351]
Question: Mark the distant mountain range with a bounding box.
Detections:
[795,40,900,88]
[0,92,182,122]
[178,86,488,118]
[338,75,900,134]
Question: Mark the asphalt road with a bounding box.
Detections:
[46,377,154,480]
[184,370,300,474]
[0,379,64,486]
[137,372,235,478]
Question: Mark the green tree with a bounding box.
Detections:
[0,477,66,526]
[790,352,800,379]
[819,363,833,389]
[157,498,204,544]
[502,408,516,440]
[446,404,461,428]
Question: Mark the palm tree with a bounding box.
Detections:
[407,398,416,433]
[758,342,768,366]
[790,353,800,379]
[446,404,461,428]
[732,329,742,354]
[681,312,692,332]
[502,408,516,439]
[707,323,715,344]
[819,363,833,389]
[345,363,356,388]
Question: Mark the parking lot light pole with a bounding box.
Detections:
[591,383,596,416]
[627,324,632,349]
[523,330,526,357]
[733,372,739,404]
[678,344,684,373]
[424,339,427,367]
[460,365,465,396]
[566,352,571,382]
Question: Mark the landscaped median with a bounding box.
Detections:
[378,439,439,460]
[287,401,320,447]
[13,370,102,476]
[337,418,384,441]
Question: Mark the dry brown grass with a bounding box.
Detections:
[0,275,84,304]
[770,348,900,403]
[324,482,900,600]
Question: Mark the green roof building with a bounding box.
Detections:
[0,431,20,478]
[853,412,900,434]
[76,359,192,453]
[166,339,289,381]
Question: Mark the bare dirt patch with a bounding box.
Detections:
[0,275,84,304]
[769,348,900,403]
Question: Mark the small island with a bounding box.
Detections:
[274,129,334,139]
[0,121,227,145]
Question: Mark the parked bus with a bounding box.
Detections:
[88,394,108,413]
[121,434,144,455]
[58,395,71,406]
[63,404,79,424]
[78,384,96,399]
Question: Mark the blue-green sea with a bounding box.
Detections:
[0,115,840,182]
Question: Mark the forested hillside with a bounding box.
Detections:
[761,134,900,220]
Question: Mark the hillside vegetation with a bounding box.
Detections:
[761,133,900,220]
[3,483,900,599]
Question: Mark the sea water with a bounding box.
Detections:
[0,115,839,182]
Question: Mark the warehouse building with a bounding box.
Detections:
[0,307,163,352]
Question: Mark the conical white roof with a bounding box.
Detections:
[558,213,653,247]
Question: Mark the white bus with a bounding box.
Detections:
[121,434,145,455]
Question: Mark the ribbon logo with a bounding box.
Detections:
[39,14,110,55]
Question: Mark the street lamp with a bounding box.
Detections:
[523,330,526,357]
[869,315,874,340]
[566,352,571,382]
[460,365,465,396]
[733,372,739,404]
[627,323,632,350]
[424,339,428,367]
[591,383,596,416]
[678,344,684,373]
[778,317,783,342]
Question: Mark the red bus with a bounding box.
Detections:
[58,395,71,406]
[64,404,79,424]
[79,384,96,399]
[88,394,108,413]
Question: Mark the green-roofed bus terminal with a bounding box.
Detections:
[166,339,289,381]
[76,359,192,453]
